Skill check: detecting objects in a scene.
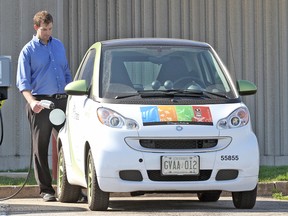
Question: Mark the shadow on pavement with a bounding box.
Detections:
[2,197,288,214]
[108,198,288,213]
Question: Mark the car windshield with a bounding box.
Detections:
[100,45,235,100]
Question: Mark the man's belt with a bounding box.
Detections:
[34,94,68,100]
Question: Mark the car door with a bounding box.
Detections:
[66,49,95,174]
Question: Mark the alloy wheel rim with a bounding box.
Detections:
[57,152,64,193]
[87,154,92,202]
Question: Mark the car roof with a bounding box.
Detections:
[99,38,211,48]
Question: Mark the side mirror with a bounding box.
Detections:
[236,80,257,96]
[64,80,88,95]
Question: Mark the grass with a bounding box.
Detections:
[0,169,56,186]
[0,173,36,186]
[258,166,288,182]
[272,192,288,200]
[258,166,288,201]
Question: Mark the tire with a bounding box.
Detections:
[57,147,81,202]
[232,186,257,209]
[197,191,222,202]
[86,149,110,211]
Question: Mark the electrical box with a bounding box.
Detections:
[0,56,11,100]
[0,56,11,87]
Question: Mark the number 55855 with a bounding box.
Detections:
[221,155,239,161]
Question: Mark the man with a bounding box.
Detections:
[16,11,72,202]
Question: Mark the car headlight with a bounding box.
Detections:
[217,107,249,129]
[97,107,139,129]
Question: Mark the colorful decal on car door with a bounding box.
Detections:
[140,105,213,126]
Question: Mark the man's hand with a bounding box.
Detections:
[22,90,44,113]
[30,100,44,113]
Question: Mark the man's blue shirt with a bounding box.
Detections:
[16,35,72,95]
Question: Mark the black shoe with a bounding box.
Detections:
[41,193,56,202]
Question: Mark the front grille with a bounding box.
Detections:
[140,139,218,149]
[147,170,212,181]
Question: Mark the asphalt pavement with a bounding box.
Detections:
[1,196,288,216]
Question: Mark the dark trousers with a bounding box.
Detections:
[26,97,67,195]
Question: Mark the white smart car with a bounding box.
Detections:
[56,38,259,211]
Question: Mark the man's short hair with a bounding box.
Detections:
[33,11,53,27]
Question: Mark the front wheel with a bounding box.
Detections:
[86,149,110,211]
[232,186,257,209]
[57,147,81,202]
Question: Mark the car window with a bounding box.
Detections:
[75,49,95,85]
[198,52,230,93]
[125,61,161,89]
[101,46,234,99]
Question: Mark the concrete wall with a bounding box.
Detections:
[0,0,287,170]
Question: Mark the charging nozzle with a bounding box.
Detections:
[39,100,55,109]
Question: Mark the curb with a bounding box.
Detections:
[0,182,287,199]
[257,181,288,196]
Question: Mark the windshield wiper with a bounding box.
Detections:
[202,90,229,99]
[139,89,207,98]
[162,89,208,98]
[114,90,184,99]
[164,89,229,99]
[115,89,229,99]
[115,93,141,99]
[115,91,164,99]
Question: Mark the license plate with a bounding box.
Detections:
[161,156,199,175]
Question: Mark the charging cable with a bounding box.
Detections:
[0,100,55,201]
[0,110,3,146]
